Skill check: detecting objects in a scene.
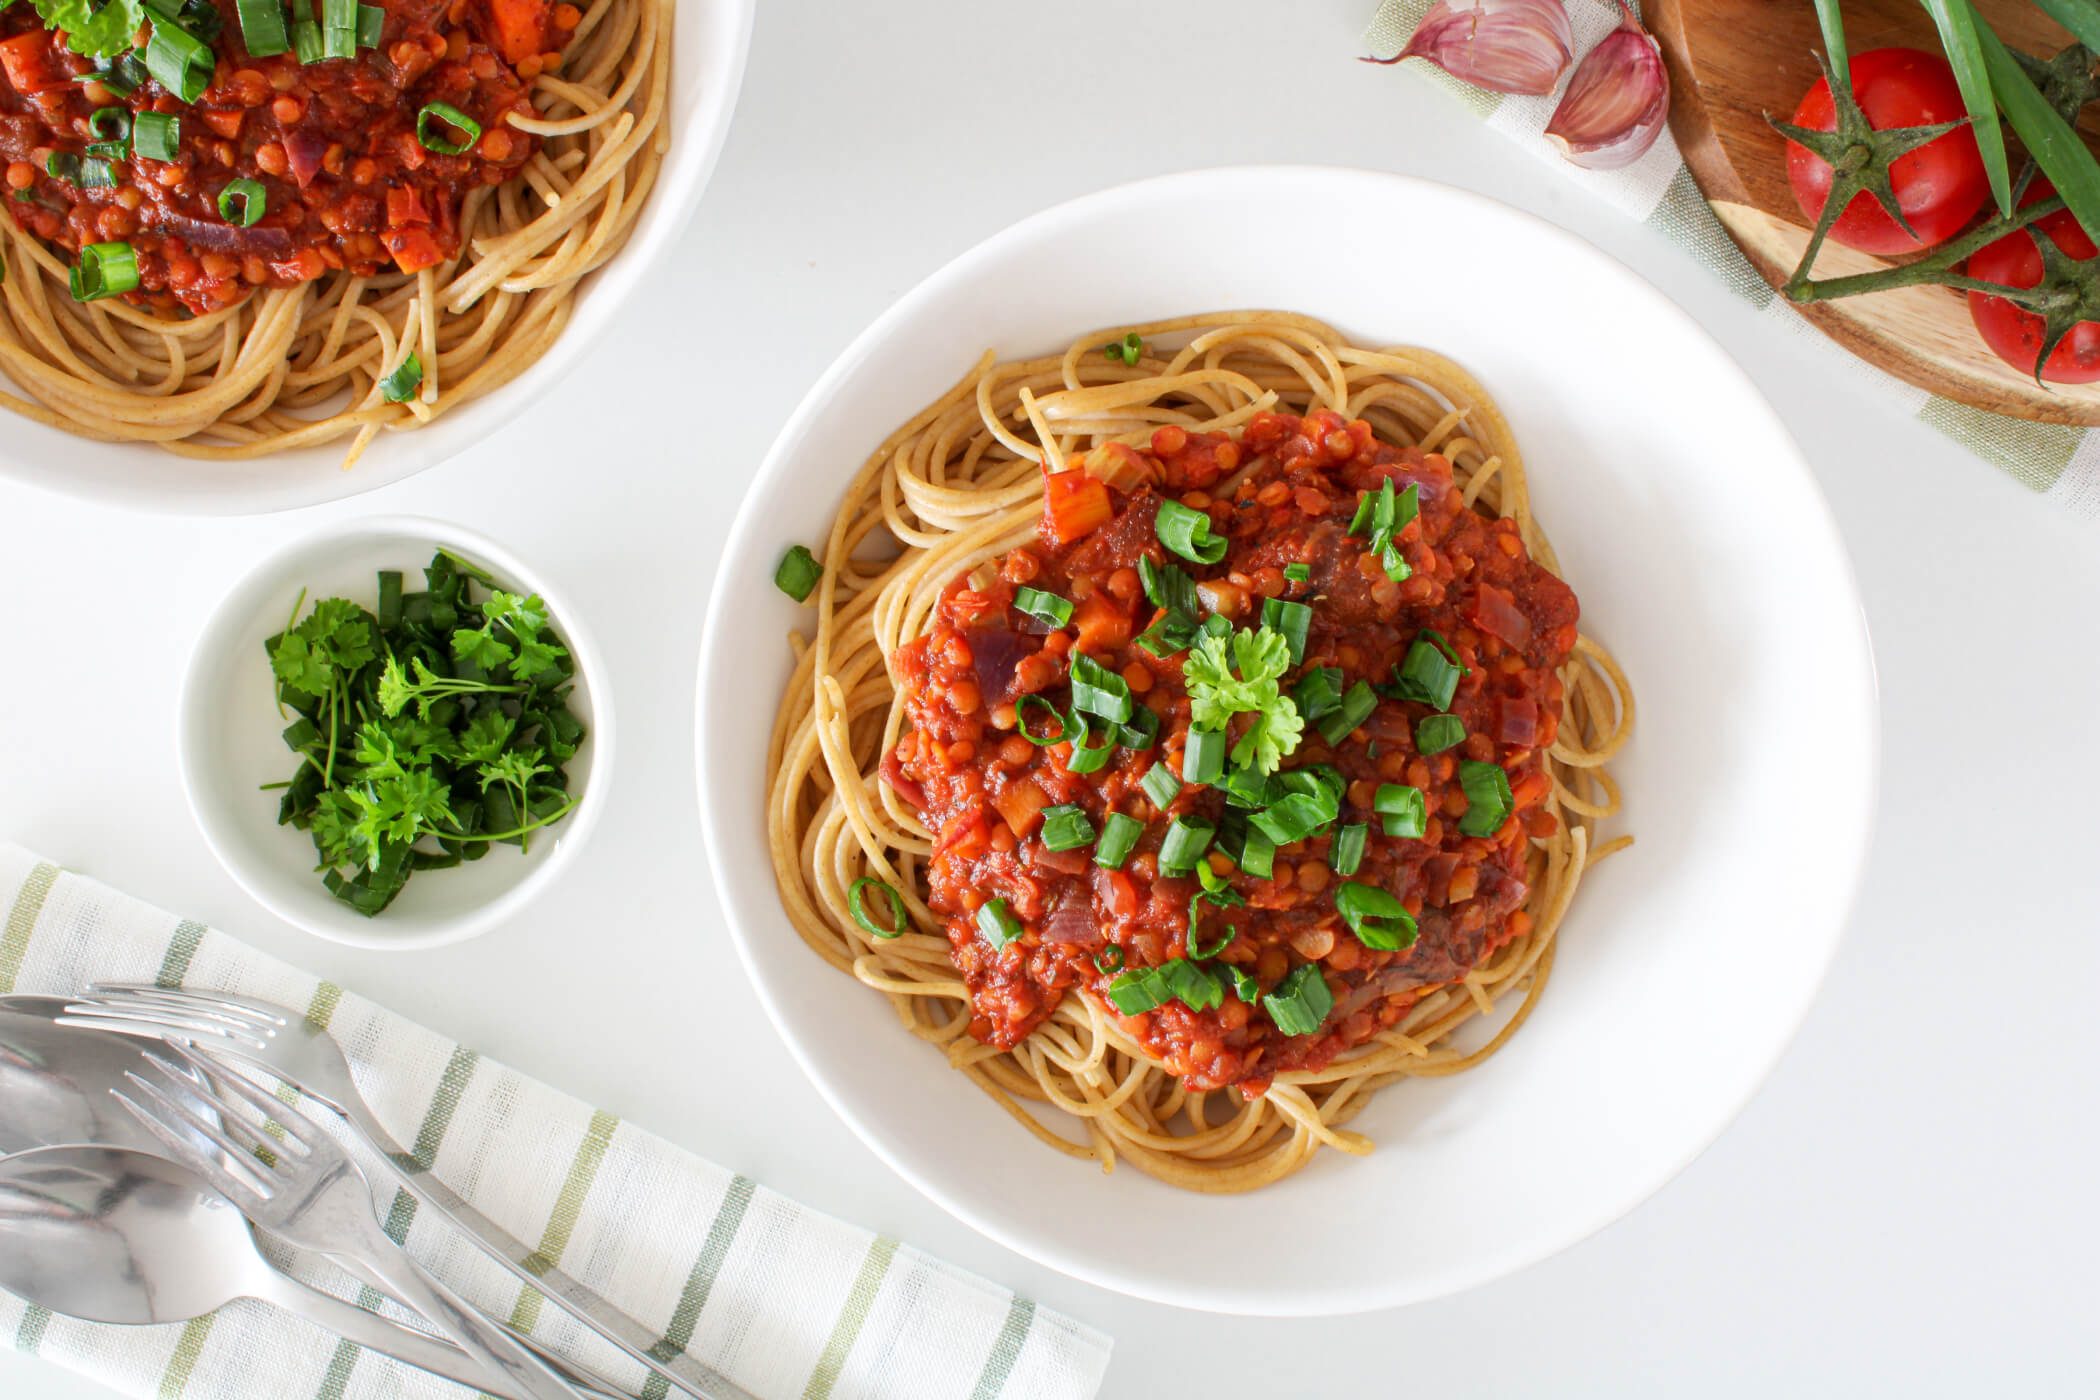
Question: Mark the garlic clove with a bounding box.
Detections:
[1544,1,1671,170]
[1383,0,1575,98]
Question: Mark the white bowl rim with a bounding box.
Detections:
[0,0,755,518]
[180,512,616,951]
[694,164,1880,1315]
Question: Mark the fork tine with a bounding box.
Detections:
[58,1006,273,1051]
[146,1045,321,1155]
[68,992,278,1036]
[88,984,288,1028]
[116,1074,282,1198]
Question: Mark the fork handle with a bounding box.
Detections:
[346,1106,755,1400]
[253,1270,629,1400]
[340,1233,590,1400]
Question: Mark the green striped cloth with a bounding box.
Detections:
[1365,0,2100,517]
[0,845,1112,1400]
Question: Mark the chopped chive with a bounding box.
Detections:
[1316,680,1378,745]
[976,898,1024,951]
[1155,499,1227,565]
[1103,332,1143,366]
[1334,882,1418,951]
[1264,963,1332,1035]
[1139,762,1181,810]
[1260,597,1312,666]
[1012,585,1073,629]
[1068,652,1133,723]
[1094,812,1143,869]
[1373,784,1426,839]
[1283,563,1311,583]
[1416,714,1465,755]
[773,544,822,602]
[1182,726,1226,786]
[1039,804,1096,852]
[379,351,423,404]
[1330,821,1367,876]
[1094,945,1126,975]
[849,878,909,938]
[1457,759,1514,838]
[1158,816,1215,874]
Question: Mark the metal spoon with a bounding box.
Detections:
[0,1146,623,1400]
[0,996,199,1156]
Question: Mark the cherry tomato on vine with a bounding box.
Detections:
[1967,180,2100,384]
[1785,47,1988,255]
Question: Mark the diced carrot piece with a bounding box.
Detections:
[200,109,245,139]
[0,33,68,95]
[992,772,1050,838]
[1071,592,1131,652]
[486,0,555,64]
[382,226,445,273]
[1041,467,1112,549]
[386,185,432,227]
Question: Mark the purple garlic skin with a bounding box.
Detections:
[1388,0,1576,98]
[1545,4,1671,170]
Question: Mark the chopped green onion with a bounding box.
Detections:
[1248,777,1340,846]
[1139,555,1200,616]
[1283,563,1311,584]
[217,176,266,227]
[1107,962,1168,1014]
[1389,631,1463,712]
[237,0,290,55]
[1200,613,1233,640]
[1264,963,1332,1036]
[1330,822,1367,876]
[1039,804,1095,852]
[1111,705,1158,751]
[1227,964,1260,1004]
[1188,895,1236,958]
[976,898,1024,951]
[76,53,149,96]
[321,0,356,55]
[1260,597,1311,666]
[1068,653,1133,723]
[379,351,423,404]
[416,101,482,155]
[1457,759,1514,838]
[1380,540,1411,584]
[1103,332,1143,366]
[1219,765,1278,809]
[68,241,139,302]
[1316,680,1378,745]
[1015,695,1069,747]
[292,18,323,62]
[1196,860,1245,907]
[1346,480,1388,537]
[1094,945,1125,975]
[1063,711,1117,774]
[848,878,908,939]
[1417,714,1465,755]
[1292,666,1343,721]
[1012,586,1072,629]
[1135,611,1199,660]
[1138,762,1180,810]
[1374,784,1425,839]
[1163,957,1223,1011]
[1094,813,1143,869]
[145,22,214,104]
[83,139,127,162]
[1221,818,1275,880]
[773,544,822,602]
[47,153,119,188]
[86,107,130,140]
[1334,882,1418,951]
[355,1,383,46]
[1154,499,1227,565]
[1182,726,1226,786]
[1158,816,1215,874]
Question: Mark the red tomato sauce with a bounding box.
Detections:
[0,0,576,315]
[886,409,1579,1096]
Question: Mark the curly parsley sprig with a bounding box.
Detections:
[265,550,586,917]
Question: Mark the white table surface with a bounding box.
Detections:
[4,1,2097,1395]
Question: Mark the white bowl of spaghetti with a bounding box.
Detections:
[695,167,1877,1314]
[0,0,751,514]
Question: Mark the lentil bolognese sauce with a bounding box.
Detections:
[769,313,1633,1193]
[0,0,668,462]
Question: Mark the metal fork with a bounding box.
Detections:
[63,984,746,1400]
[114,1042,589,1400]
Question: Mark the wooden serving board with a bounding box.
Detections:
[1649,0,2100,423]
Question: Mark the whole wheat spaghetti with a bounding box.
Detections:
[0,0,671,468]
[770,312,1633,1193]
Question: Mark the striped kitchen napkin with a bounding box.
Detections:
[0,844,1112,1400]
[1364,0,2100,517]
